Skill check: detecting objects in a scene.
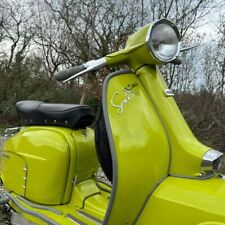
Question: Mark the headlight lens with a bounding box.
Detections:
[147,19,181,62]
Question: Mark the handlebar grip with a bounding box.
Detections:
[54,65,86,81]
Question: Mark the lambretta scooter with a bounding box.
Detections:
[1,18,225,225]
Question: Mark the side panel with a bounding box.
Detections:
[2,127,71,204]
[136,177,225,225]
[137,66,209,177]
[1,152,27,196]
[1,126,98,205]
[103,72,170,225]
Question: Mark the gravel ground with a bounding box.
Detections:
[0,188,11,225]
[0,211,10,225]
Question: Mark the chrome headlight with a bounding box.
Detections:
[146,19,181,62]
[201,149,223,176]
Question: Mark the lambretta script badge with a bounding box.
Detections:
[111,82,138,114]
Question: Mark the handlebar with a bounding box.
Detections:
[54,65,86,81]
[54,58,107,82]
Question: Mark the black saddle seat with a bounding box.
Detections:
[16,101,95,129]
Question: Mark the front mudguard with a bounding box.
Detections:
[136,177,225,225]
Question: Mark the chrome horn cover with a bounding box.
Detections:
[201,149,223,176]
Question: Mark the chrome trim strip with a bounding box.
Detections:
[66,214,87,225]
[102,70,175,225]
[4,127,21,137]
[102,70,131,225]
[17,196,62,215]
[171,173,215,180]
[78,210,102,225]
[132,175,168,225]
[1,151,28,196]
[24,164,28,196]
[5,192,59,225]
[80,192,100,209]
[164,89,174,97]
[102,70,172,225]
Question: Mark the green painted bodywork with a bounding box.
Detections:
[105,23,160,70]
[104,72,170,225]
[105,19,180,70]
[2,71,225,224]
[104,19,210,178]
[2,126,98,204]
[136,177,225,225]
[9,179,110,225]
[1,18,225,225]
[137,66,210,177]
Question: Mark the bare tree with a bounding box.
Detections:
[147,0,215,37]
[212,15,225,97]
[0,0,36,70]
[28,0,216,100]
[144,0,216,90]
[33,0,143,103]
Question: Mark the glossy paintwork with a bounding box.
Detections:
[136,176,225,225]
[105,19,210,178]
[2,18,225,225]
[73,129,99,183]
[1,126,98,205]
[1,152,26,196]
[10,179,110,225]
[105,23,161,70]
[137,66,209,177]
[3,126,70,204]
[69,179,109,219]
[104,73,170,225]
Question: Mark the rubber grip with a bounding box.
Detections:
[54,65,86,81]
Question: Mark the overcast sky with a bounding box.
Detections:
[197,0,225,41]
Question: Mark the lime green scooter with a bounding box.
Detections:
[1,18,225,225]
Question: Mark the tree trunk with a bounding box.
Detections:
[80,89,87,105]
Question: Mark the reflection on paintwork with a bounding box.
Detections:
[105,73,170,225]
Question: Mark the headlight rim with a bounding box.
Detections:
[146,18,181,63]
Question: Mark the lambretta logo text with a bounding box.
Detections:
[111,82,138,114]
